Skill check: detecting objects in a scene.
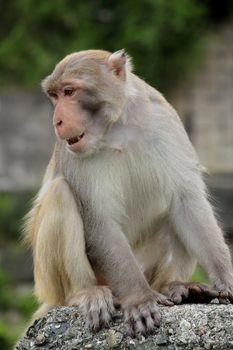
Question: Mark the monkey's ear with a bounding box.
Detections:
[108,49,127,81]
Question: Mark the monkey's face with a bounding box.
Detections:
[42,50,128,157]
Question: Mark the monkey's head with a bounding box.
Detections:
[42,49,132,156]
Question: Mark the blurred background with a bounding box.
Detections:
[0,0,233,348]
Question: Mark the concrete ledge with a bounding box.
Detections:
[16,303,233,349]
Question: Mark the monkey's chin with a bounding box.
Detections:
[66,139,101,158]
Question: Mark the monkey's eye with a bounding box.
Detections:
[47,91,58,100]
[64,88,75,97]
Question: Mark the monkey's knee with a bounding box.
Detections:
[66,286,115,330]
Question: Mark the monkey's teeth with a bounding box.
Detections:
[67,133,85,145]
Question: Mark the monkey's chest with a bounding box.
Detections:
[123,191,169,245]
[119,162,170,244]
[71,151,170,243]
[96,168,169,245]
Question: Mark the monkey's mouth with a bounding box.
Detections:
[67,132,85,145]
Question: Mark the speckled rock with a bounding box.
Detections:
[16,304,233,349]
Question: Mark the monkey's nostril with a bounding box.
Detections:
[56,120,63,127]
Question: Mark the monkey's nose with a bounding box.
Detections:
[56,120,63,127]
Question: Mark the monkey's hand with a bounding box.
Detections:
[67,286,115,331]
[161,282,219,304]
[123,290,173,337]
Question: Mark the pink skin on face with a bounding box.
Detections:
[50,79,89,152]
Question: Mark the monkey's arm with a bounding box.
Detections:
[84,218,172,335]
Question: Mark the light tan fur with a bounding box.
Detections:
[25,174,96,306]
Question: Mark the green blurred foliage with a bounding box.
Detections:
[0,191,36,349]
[0,192,34,243]
[0,0,206,91]
[0,268,38,350]
[191,265,208,283]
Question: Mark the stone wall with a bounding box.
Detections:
[170,24,233,174]
[0,92,54,191]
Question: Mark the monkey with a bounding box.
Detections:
[24,49,233,336]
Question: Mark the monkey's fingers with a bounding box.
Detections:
[78,286,115,331]
[87,303,114,331]
[140,307,157,333]
[88,310,102,331]
[128,307,147,336]
[124,302,161,337]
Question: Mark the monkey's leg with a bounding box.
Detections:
[34,177,96,304]
[170,192,233,303]
[32,177,116,326]
[137,230,216,304]
[143,232,219,304]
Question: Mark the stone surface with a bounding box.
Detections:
[16,304,233,349]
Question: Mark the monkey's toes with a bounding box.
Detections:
[152,291,174,306]
[187,283,219,303]
[162,283,188,304]
[124,301,161,337]
[162,282,219,304]
[216,284,233,304]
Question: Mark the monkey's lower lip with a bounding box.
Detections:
[67,133,85,145]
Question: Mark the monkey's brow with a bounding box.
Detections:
[60,79,86,88]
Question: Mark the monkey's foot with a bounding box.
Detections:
[123,291,172,337]
[67,286,115,331]
[161,282,219,304]
[214,283,233,304]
